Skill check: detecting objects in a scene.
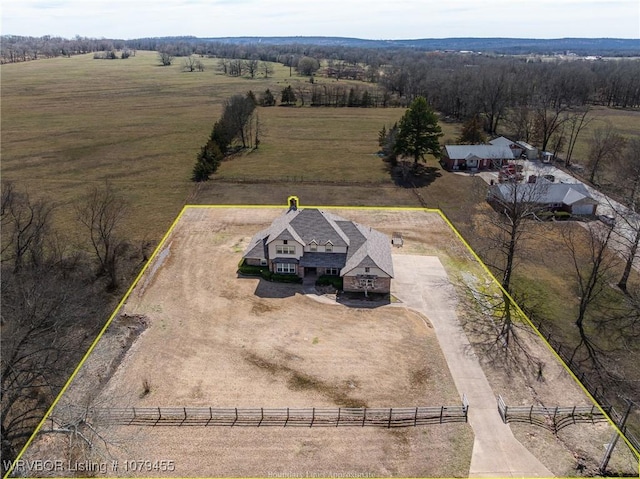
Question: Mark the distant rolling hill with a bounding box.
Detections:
[192,36,640,55]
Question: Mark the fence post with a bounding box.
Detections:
[362,408,367,427]
[337,408,341,427]
[260,407,264,426]
[311,408,315,427]
[525,405,530,423]
[286,407,289,427]
[414,407,418,427]
[233,407,238,426]
[440,406,444,424]
[388,408,393,428]
[133,407,137,420]
[158,407,162,421]
[600,400,633,475]
[183,407,187,421]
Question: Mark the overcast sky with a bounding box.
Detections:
[2,0,639,40]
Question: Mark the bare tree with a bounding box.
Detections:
[1,182,56,273]
[615,209,640,293]
[157,49,173,66]
[260,61,274,78]
[244,56,259,79]
[532,98,567,152]
[75,182,128,291]
[182,56,197,72]
[587,124,626,184]
[217,58,229,75]
[561,223,619,367]
[563,107,592,168]
[220,94,257,149]
[486,179,550,292]
[0,187,111,473]
[611,143,640,291]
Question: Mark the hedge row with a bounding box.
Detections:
[237,264,302,283]
[316,275,343,289]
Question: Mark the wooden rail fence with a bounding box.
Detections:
[530,318,640,454]
[74,403,468,428]
[497,395,612,433]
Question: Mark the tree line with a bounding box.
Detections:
[192,93,259,181]
[1,182,148,473]
[4,35,638,113]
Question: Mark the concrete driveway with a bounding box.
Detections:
[391,254,553,478]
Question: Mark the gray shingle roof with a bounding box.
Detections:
[445,144,515,160]
[490,182,598,206]
[289,209,349,246]
[243,208,393,277]
[341,223,394,277]
[299,253,347,268]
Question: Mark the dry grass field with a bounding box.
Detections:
[19,207,638,477]
[1,51,441,241]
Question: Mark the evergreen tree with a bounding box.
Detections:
[260,89,276,106]
[192,159,212,182]
[280,85,297,106]
[394,96,443,167]
[458,114,486,144]
[362,90,372,108]
[210,120,233,154]
[347,88,360,107]
[246,90,257,106]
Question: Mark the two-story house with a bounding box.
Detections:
[242,208,394,294]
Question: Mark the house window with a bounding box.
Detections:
[327,268,340,276]
[283,240,288,244]
[260,259,267,266]
[310,242,317,252]
[325,243,333,252]
[276,245,296,255]
[276,263,296,274]
[365,267,370,273]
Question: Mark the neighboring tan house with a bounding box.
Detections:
[487,181,599,216]
[242,208,394,293]
[441,144,514,171]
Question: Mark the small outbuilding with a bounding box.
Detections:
[516,141,539,160]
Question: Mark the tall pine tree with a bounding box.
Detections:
[394,97,443,168]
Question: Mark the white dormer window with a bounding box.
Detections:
[325,242,333,252]
[365,267,370,273]
[310,241,317,252]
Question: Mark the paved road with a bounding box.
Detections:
[391,254,553,478]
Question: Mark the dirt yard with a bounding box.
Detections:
[19,207,638,477]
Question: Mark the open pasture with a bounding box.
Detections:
[1,51,417,241]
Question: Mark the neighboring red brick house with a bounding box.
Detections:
[441,144,515,171]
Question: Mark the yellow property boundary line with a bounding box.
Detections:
[5,202,639,478]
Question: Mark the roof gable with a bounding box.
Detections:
[243,209,393,278]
